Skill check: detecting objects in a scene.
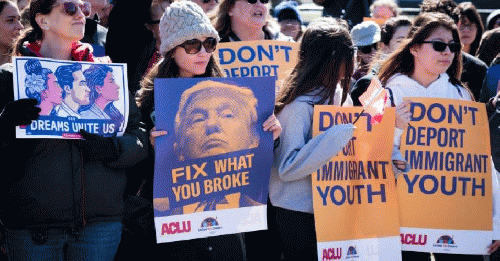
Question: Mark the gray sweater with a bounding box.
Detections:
[269,88,355,213]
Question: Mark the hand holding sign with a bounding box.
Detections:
[78,129,120,161]
[0,98,41,127]
[395,99,412,129]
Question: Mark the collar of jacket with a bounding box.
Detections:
[24,41,95,62]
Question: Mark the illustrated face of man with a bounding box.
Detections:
[180,91,255,159]
[70,70,90,105]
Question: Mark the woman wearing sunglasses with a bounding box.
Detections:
[0,0,148,260]
[212,0,290,42]
[0,0,23,66]
[378,12,500,261]
[351,20,381,82]
[136,2,280,260]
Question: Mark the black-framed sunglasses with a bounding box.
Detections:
[245,0,270,4]
[202,0,219,3]
[358,43,378,54]
[421,41,461,53]
[54,1,91,17]
[178,37,218,54]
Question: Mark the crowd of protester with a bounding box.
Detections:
[1,0,500,260]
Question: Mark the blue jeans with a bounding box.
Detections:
[5,222,122,261]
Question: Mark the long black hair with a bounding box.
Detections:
[275,17,355,114]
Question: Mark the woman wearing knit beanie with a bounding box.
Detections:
[135,1,281,260]
[211,0,291,42]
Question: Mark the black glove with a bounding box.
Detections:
[78,129,121,162]
[0,99,41,127]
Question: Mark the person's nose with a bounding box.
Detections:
[442,45,453,55]
[205,114,221,136]
[15,20,23,31]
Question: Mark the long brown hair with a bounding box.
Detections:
[477,27,500,66]
[136,49,223,110]
[275,18,354,114]
[378,12,463,87]
[454,2,484,55]
[13,0,57,55]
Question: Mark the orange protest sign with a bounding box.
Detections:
[363,17,388,27]
[398,98,492,255]
[312,106,401,260]
[214,41,299,89]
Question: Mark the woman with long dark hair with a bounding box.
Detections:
[270,17,356,261]
[454,2,484,55]
[136,2,281,260]
[0,0,22,65]
[379,12,500,261]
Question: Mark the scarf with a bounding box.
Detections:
[25,41,95,62]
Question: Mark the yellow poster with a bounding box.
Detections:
[214,40,299,89]
[398,98,492,255]
[312,106,401,261]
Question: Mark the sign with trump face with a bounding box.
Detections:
[153,77,275,243]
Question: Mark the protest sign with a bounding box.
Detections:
[480,64,500,102]
[214,40,299,88]
[13,57,129,139]
[312,106,401,261]
[363,17,389,27]
[153,77,275,243]
[398,98,492,255]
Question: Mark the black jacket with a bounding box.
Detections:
[461,52,488,101]
[0,50,148,230]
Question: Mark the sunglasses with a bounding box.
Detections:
[202,0,219,3]
[55,1,91,17]
[358,43,378,54]
[421,41,461,53]
[244,0,270,4]
[178,38,217,54]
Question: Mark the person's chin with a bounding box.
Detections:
[199,147,230,158]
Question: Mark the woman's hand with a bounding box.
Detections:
[488,240,500,254]
[263,114,282,140]
[395,100,412,129]
[393,160,407,171]
[150,126,168,148]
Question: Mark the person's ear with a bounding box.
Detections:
[63,85,72,95]
[35,13,50,31]
[381,42,390,53]
[409,45,419,57]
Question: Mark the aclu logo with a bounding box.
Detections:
[346,246,359,259]
[198,217,222,234]
[433,235,458,249]
[161,220,192,235]
[322,247,342,261]
[401,233,428,246]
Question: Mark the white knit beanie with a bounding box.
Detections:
[159,1,220,55]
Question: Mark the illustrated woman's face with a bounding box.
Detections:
[173,37,212,78]
[44,73,63,105]
[0,3,23,50]
[98,72,119,101]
